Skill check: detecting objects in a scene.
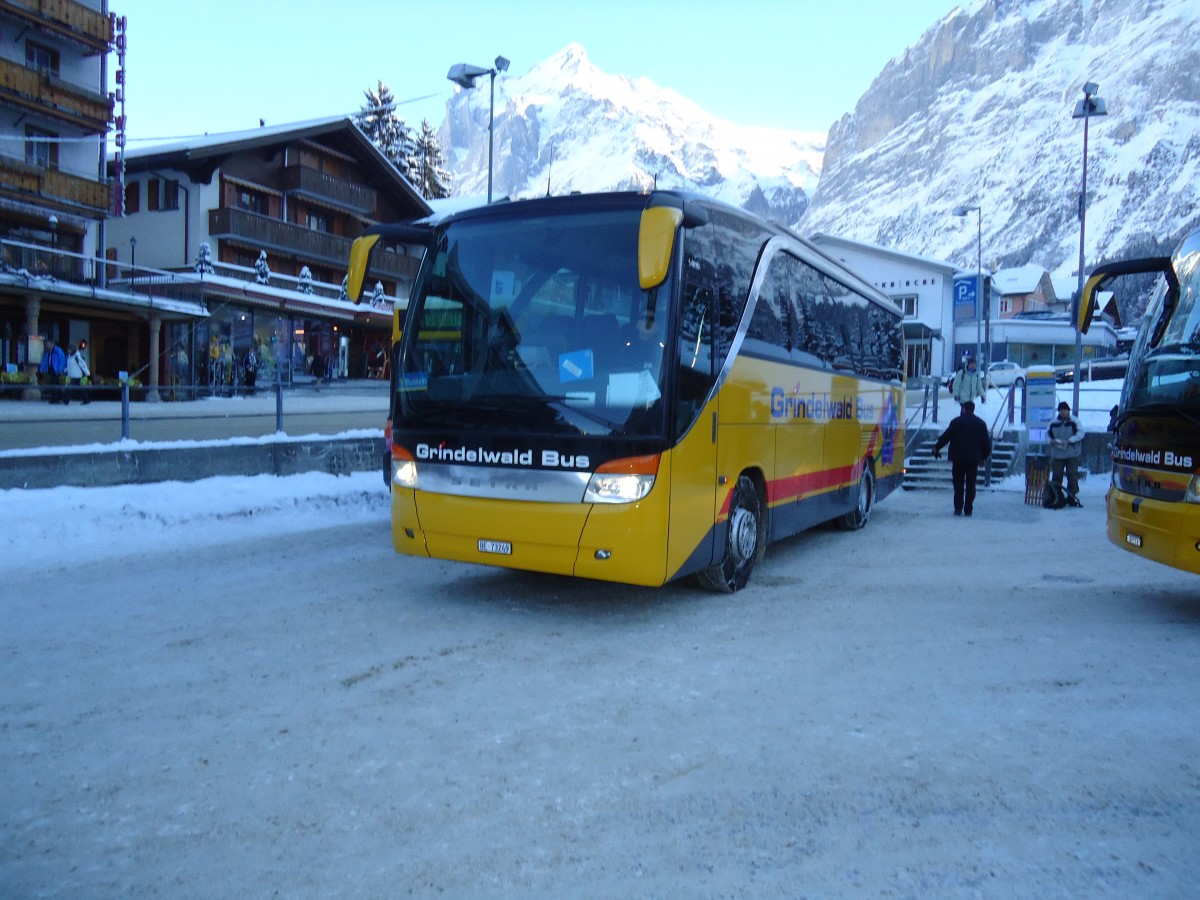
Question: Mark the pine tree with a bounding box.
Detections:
[254,250,270,285]
[297,265,314,295]
[195,241,214,275]
[413,119,452,199]
[356,81,415,178]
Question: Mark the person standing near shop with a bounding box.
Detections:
[66,342,91,405]
[243,344,259,395]
[1048,401,1085,506]
[38,337,67,404]
[932,400,992,517]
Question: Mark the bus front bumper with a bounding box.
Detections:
[1107,488,1200,575]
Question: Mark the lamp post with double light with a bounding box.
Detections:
[1070,81,1107,414]
[447,55,510,204]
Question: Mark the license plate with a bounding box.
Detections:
[1125,532,1143,548]
[478,539,512,556]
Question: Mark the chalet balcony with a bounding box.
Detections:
[0,153,109,216]
[281,165,378,214]
[0,0,112,53]
[0,57,112,132]
[208,207,419,280]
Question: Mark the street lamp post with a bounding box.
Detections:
[953,203,985,368]
[1071,81,1107,415]
[48,214,58,278]
[447,55,510,204]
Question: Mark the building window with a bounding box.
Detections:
[24,127,58,168]
[896,294,918,317]
[148,178,180,211]
[124,180,140,213]
[1000,298,1012,314]
[25,41,60,76]
[236,189,269,216]
[306,211,330,232]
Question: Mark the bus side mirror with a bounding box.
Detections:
[1080,256,1176,334]
[346,234,381,304]
[638,207,682,290]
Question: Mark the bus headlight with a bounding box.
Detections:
[1186,475,1200,504]
[584,454,660,504]
[391,447,418,489]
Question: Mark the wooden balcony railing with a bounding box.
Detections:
[208,207,418,280]
[0,0,113,52]
[0,58,112,132]
[0,154,109,215]
[281,165,377,214]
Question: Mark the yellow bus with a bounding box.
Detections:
[347,191,905,591]
[1082,227,1200,575]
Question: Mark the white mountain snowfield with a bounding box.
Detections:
[438,0,1198,279]
[441,43,824,224]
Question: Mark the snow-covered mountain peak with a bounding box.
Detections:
[440,44,824,224]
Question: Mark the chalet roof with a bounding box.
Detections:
[110,116,431,218]
[993,263,1050,296]
[808,233,957,274]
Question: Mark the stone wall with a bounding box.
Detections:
[0,437,384,490]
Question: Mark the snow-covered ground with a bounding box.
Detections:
[2,470,1197,896]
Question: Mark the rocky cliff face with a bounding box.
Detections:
[436,1,1199,283]
[801,0,1200,277]
[439,44,823,226]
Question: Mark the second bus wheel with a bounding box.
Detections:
[698,474,765,593]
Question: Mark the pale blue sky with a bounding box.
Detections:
[113,0,963,145]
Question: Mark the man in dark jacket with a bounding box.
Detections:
[932,400,992,517]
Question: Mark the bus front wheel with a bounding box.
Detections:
[698,474,764,593]
[838,464,875,530]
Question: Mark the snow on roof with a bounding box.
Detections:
[993,263,1049,295]
[117,114,350,160]
[808,232,957,273]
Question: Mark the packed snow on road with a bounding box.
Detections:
[2,471,1197,897]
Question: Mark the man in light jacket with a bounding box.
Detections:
[66,342,91,405]
[1047,401,1085,504]
[950,356,987,406]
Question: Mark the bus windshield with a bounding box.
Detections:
[1124,239,1200,413]
[395,206,673,438]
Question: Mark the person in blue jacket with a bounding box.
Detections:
[37,337,67,404]
[932,400,992,517]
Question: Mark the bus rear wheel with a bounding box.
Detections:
[698,474,763,593]
[838,464,874,530]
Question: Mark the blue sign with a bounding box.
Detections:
[953,277,978,322]
[558,349,594,383]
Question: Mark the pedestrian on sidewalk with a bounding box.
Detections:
[1047,401,1085,507]
[66,342,91,405]
[950,355,987,407]
[932,400,992,517]
[310,352,326,392]
[37,337,67,405]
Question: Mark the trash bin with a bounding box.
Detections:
[1025,452,1049,506]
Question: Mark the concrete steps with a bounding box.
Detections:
[903,436,1019,490]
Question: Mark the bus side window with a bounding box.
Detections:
[676,284,715,433]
